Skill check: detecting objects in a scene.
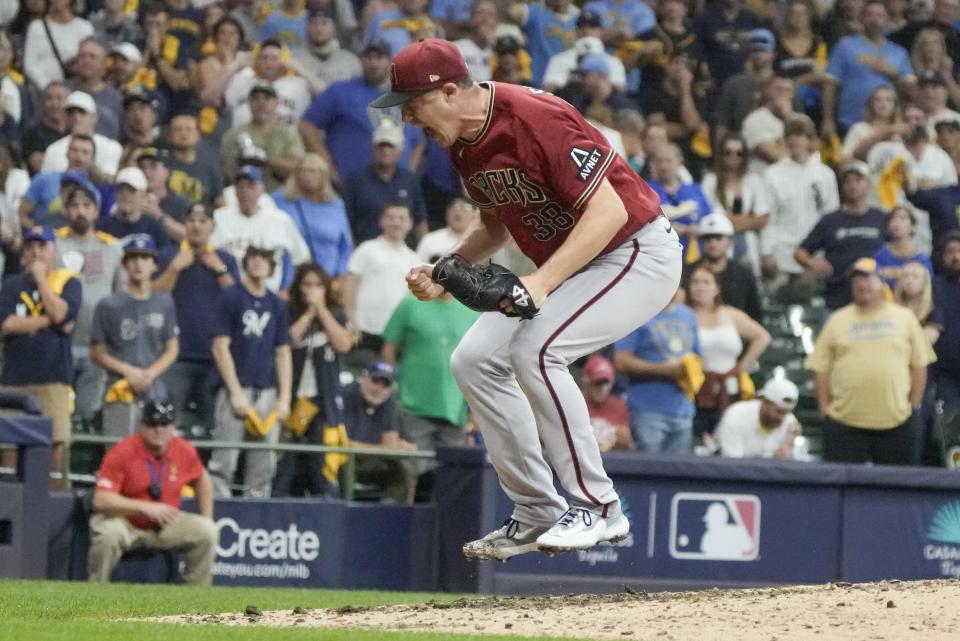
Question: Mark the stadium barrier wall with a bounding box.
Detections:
[45,494,438,590]
[435,448,960,594]
[35,447,960,592]
[0,398,52,580]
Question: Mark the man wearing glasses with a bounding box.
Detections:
[87,400,217,584]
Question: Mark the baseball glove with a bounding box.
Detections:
[431,254,539,319]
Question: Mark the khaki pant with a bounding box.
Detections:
[87,512,218,585]
[0,383,73,442]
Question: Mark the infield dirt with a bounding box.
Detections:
[158,579,960,640]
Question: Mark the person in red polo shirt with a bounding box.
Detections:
[88,400,217,584]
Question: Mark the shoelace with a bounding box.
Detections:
[557,508,592,528]
[502,518,521,539]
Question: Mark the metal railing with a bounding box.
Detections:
[67,434,436,501]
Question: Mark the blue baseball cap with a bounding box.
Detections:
[60,171,88,187]
[363,361,395,383]
[235,165,263,183]
[64,175,102,209]
[748,29,775,52]
[123,233,158,257]
[23,225,55,243]
[578,53,610,75]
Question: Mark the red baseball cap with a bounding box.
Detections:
[583,355,615,383]
[370,39,469,109]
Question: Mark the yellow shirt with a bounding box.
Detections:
[805,302,936,429]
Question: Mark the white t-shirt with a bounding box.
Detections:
[4,168,30,211]
[347,236,420,335]
[715,399,799,459]
[416,227,461,262]
[41,134,123,177]
[0,76,20,125]
[541,36,627,90]
[210,201,311,292]
[761,154,840,273]
[225,70,312,128]
[866,141,953,254]
[23,17,94,90]
[741,107,784,175]
[701,171,770,276]
[454,38,493,82]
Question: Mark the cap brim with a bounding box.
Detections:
[370,90,424,109]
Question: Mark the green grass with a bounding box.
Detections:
[0,580,576,641]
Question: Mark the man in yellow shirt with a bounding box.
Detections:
[806,257,936,464]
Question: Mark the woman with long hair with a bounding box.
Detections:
[894,261,938,342]
[774,0,830,116]
[193,15,249,125]
[273,153,353,278]
[22,0,93,90]
[272,262,355,497]
[700,133,769,275]
[685,264,771,440]
[840,85,911,161]
[911,28,960,106]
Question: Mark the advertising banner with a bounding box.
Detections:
[842,489,960,582]
[494,477,842,586]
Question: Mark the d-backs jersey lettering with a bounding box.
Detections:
[450,82,661,266]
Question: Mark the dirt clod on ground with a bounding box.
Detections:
[155,580,960,641]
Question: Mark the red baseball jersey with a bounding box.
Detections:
[450,82,661,266]
[95,434,205,529]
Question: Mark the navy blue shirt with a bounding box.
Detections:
[98,214,171,249]
[342,165,427,244]
[214,283,290,389]
[156,247,240,361]
[693,4,764,86]
[930,274,960,377]
[0,273,81,385]
[906,187,960,247]
[342,382,397,444]
[799,208,887,309]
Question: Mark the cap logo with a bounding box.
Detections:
[429,74,440,82]
[390,63,398,88]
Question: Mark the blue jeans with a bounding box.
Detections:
[631,411,693,454]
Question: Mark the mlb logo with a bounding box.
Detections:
[668,493,761,561]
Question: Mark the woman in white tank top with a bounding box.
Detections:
[686,264,772,441]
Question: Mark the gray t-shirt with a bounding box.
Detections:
[292,46,361,89]
[90,290,179,397]
[56,233,124,348]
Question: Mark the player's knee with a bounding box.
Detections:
[451,330,496,376]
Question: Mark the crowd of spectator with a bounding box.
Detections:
[0,0,958,528]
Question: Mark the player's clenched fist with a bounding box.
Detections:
[406,264,445,301]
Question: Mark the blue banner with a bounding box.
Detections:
[842,489,960,582]
[496,478,841,585]
[209,499,437,590]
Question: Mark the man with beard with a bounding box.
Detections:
[55,179,124,428]
[291,7,361,89]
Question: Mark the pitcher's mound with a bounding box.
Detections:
[159,580,960,640]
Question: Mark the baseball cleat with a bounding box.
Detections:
[536,508,631,554]
[463,518,549,561]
